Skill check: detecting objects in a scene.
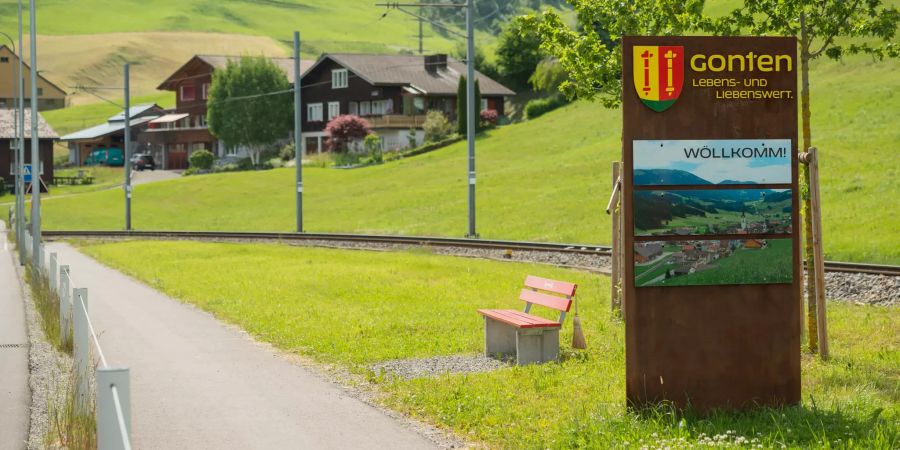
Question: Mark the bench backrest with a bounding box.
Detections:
[520,275,577,324]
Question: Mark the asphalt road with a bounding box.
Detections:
[0,222,29,450]
[47,242,436,450]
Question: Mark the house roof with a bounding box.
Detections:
[0,109,58,139]
[157,55,315,90]
[635,243,663,259]
[108,104,163,122]
[0,45,68,97]
[308,53,515,96]
[60,115,157,141]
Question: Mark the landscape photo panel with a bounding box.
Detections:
[634,239,793,287]
[634,189,792,236]
[633,139,792,186]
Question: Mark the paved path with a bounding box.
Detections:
[0,222,29,450]
[47,243,436,450]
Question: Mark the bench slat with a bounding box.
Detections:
[478,309,561,328]
[519,289,572,313]
[524,275,577,296]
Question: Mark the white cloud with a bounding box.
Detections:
[633,139,791,184]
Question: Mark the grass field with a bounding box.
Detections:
[79,240,900,449]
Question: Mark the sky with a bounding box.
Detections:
[633,139,792,184]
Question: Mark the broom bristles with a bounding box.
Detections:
[572,314,587,349]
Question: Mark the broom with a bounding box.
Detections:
[571,298,587,349]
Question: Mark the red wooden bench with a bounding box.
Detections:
[478,275,577,365]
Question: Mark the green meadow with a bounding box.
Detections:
[80,240,900,449]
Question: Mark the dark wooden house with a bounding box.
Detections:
[146,55,314,169]
[299,53,515,154]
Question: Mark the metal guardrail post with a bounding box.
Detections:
[97,368,132,450]
[49,252,57,293]
[72,287,90,414]
[59,265,71,348]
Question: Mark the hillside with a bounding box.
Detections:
[31,50,900,263]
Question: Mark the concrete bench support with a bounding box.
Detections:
[484,317,560,365]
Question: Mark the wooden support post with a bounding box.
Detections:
[609,161,622,315]
[805,148,829,359]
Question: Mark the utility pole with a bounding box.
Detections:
[418,15,424,54]
[16,0,25,265]
[124,63,132,231]
[28,0,40,270]
[293,31,303,232]
[464,0,476,237]
[375,1,477,237]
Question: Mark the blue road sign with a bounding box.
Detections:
[23,164,32,184]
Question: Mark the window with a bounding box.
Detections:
[37,88,43,96]
[0,57,8,63]
[332,69,348,89]
[349,102,358,115]
[371,99,389,116]
[359,101,371,116]
[480,98,488,111]
[202,83,210,100]
[413,97,425,115]
[328,101,340,120]
[180,85,196,101]
[307,103,323,122]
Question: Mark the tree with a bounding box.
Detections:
[207,56,292,166]
[707,0,899,354]
[520,0,707,107]
[325,115,371,152]
[495,16,544,91]
[529,57,569,94]
[475,79,482,132]
[456,75,467,135]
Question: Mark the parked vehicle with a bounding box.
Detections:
[131,154,156,171]
[84,148,125,166]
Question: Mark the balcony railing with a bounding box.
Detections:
[366,114,427,128]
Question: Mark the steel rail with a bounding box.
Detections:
[42,230,899,276]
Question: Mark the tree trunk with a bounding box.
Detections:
[800,13,818,354]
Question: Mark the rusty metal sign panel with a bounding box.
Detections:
[622,36,800,410]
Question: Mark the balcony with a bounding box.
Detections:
[366,114,427,129]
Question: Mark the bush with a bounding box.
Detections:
[332,151,361,167]
[189,149,215,170]
[364,134,383,164]
[325,115,371,152]
[423,111,452,143]
[480,109,499,128]
[525,95,569,120]
[280,143,296,162]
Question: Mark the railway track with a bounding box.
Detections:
[41,230,900,277]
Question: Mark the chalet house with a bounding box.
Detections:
[60,104,165,165]
[0,109,57,190]
[299,53,515,154]
[145,55,314,169]
[0,45,67,110]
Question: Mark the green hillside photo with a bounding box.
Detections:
[634,189,792,236]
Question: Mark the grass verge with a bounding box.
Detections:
[80,240,899,449]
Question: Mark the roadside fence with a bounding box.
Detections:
[8,208,133,450]
[47,250,133,450]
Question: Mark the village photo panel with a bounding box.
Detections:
[633,238,793,288]
[633,139,792,186]
[634,188,792,237]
